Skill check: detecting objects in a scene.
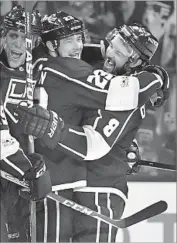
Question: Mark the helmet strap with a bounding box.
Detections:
[122,57,144,75]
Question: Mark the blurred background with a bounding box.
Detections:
[0,1,176,181]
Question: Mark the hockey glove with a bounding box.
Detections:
[150,89,165,107]
[145,65,170,107]
[126,139,141,175]
[16,104,64,149]
[19,153,52,201]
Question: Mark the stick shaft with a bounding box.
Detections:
[139,160,176,171]
[25,4,36,242]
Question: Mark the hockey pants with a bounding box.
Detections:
[0,197,8,242]
[72,187,126,242]
[35,187,125,242]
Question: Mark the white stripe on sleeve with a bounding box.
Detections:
[139,74,163,93]
[43,67,108,93]
[3,158,24,176]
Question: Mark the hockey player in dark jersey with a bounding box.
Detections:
[0,6,52,241]
[16,10,170,242]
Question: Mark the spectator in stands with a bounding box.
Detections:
[142,1,175,66]
[111,1,145,27]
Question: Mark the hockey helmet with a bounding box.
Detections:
[3,5,42,35]
[41,11,88,43]
[106,23,159,62]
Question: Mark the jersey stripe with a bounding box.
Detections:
[69,128,86,136]
[74,187,127,202]
[33,57,48,69]
[52,180,87,191]
[93,109,102,129]
[43,67,108,93]
[44,198,48,243]
[58,143,86,159]
[107,193,113,243]
[95,192,101,243]
[139,76,162,93]
[3,158,24,176]
[55,191,60,243]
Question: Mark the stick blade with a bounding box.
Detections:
[116,200,167,228]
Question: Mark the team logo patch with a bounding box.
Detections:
[120,77,129,88]
[4,78,35,123]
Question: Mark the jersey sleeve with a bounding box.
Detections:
[39,57,140,111]
[0,101,32,178]
[51,106,143,161]
[134,71,163,107]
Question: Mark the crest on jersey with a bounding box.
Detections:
[4,78,35,123]
[120,77,129,88]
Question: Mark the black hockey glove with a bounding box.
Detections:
[145,65,170,107]
[126,140,141,175]
[16,104,64,150]
[19,153,52,201]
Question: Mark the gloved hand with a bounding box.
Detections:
[15,104,64,149]
[150,89,165,107]
[126,139,141,175]
[19,153,52,201]
[145,65,170,107]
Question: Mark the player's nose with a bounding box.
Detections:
[14,37,23,48]
[106,45,114,58]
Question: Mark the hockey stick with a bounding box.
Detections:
[138,160,176,172]
[24,2,38,241]
[0,170,168,229]
[25,2,35,154]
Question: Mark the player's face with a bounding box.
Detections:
[103,33,133,74]
[58,33,83,59]
[4,30,26,68]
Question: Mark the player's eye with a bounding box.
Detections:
[115,50,124,57]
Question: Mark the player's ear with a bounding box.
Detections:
[46,41,57,57]
[1,36,7,50]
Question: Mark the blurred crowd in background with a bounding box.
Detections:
[0,1,176,181]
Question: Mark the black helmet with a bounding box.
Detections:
[41,11,88,43]
[106,23,159,62]
[3,5,42,35]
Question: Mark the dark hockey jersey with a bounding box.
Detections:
[37,55,163,161]
[0,50,39,154]
[0,50,41,179]
[34,53,164,193]
[0,95,32,179]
